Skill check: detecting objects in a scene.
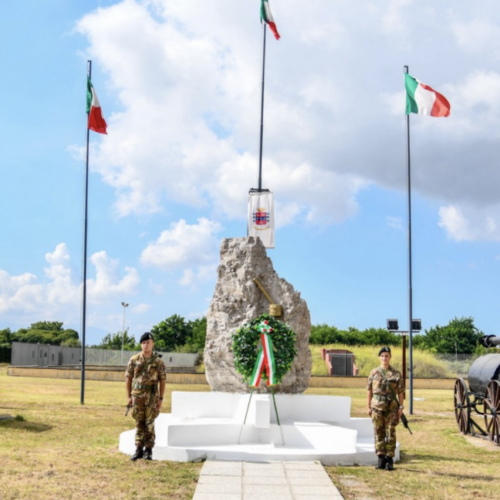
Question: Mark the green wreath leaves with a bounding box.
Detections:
[232,313,297,386]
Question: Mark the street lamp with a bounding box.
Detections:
[121,302,129,365]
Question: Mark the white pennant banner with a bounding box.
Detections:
[247,191,275,248]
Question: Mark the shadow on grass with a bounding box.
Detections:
[0,419,53,433]
[401,467,498,482]
[400,452,485,464]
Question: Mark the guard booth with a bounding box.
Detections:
[321,349,358,376]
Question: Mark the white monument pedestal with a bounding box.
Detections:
[119,391,399,465]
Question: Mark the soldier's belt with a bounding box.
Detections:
[133,383,156,391]
[373,394,391,402]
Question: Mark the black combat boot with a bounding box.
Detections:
[385,457,394,471]
[144,447,153,461]
[375,455,386,469]
[131,446,144,461]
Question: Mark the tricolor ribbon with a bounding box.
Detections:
[249,320,277,387]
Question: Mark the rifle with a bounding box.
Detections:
[377,368,413,435]
[400,412,412,435]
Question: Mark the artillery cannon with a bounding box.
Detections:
[454,335,500,445]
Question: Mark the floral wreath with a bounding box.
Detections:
[232,313,297,386]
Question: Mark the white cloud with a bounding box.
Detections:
[87,251,140,301]
[140,218,223,286]
[380,0,413,36]
[74,1,500,243]
[132,303,151,314]
[0,243,140,325]
[438,205,500,241]
[452,19,500,58]
[75,0,377,228]
[387,216,404,231]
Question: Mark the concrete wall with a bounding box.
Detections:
[11,342,80,367]
[11,342,198,368]
[7,366,207,383]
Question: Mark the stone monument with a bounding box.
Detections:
[119,236,383,465]
[204,236,312,393]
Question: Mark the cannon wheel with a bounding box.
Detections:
[483,380,500,445]
[454,378,471,434]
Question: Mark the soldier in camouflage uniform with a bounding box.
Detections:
[367,346,405,471]
[126,332,167,461]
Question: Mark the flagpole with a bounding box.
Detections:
[404,65,414,415]
[80,60,91,405]
[257,23,267,192]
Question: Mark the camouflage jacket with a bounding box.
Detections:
[126,353,167,397]
[367,365,404,410]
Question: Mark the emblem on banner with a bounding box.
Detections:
[253,207,270,230]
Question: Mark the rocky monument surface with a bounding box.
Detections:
[204,236,312,393]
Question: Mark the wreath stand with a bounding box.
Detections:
[235,280,290,445]
[237,386,284,445]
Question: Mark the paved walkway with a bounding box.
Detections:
[192,460,344,500]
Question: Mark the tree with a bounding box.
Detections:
[0,328,12,362]
[13,322,79,346]
[97,329,136,350]
[309,324,401,346]
[0,328,12,346]
[362,328,401,346]
[421,317,483,354]
[309,324,342,344]
[60,338,82,348]
[28,321,64,331]
[151,315,190,352]
[184,317,207,353]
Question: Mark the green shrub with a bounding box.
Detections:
[0,345,11,363]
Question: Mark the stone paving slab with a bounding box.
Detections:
[192,460,344,500]
[243,476,289,485]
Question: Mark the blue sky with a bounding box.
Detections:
[1,0,500,345]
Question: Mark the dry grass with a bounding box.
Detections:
[0,364,209,500]
[306,386,500,500]
[1,364,500,500]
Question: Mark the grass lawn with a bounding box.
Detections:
[1,364,499,499]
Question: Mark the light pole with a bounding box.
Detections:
[121,302,129,365]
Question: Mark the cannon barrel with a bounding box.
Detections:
[468,353,500,394]
[481,335,500,348]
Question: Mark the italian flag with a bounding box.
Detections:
[86,78,108,134]
[249,321,277,387]
[261,0,280,40]
[405,74,450,118]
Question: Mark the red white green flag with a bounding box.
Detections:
[86,78,108,134]
[405,74,450,118]
[249,320,277,387]
[261,0,280,40]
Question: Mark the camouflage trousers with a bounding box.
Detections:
[132,394,160,448]
[371,406,399,457]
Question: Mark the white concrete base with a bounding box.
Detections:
[119,391,399,466]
